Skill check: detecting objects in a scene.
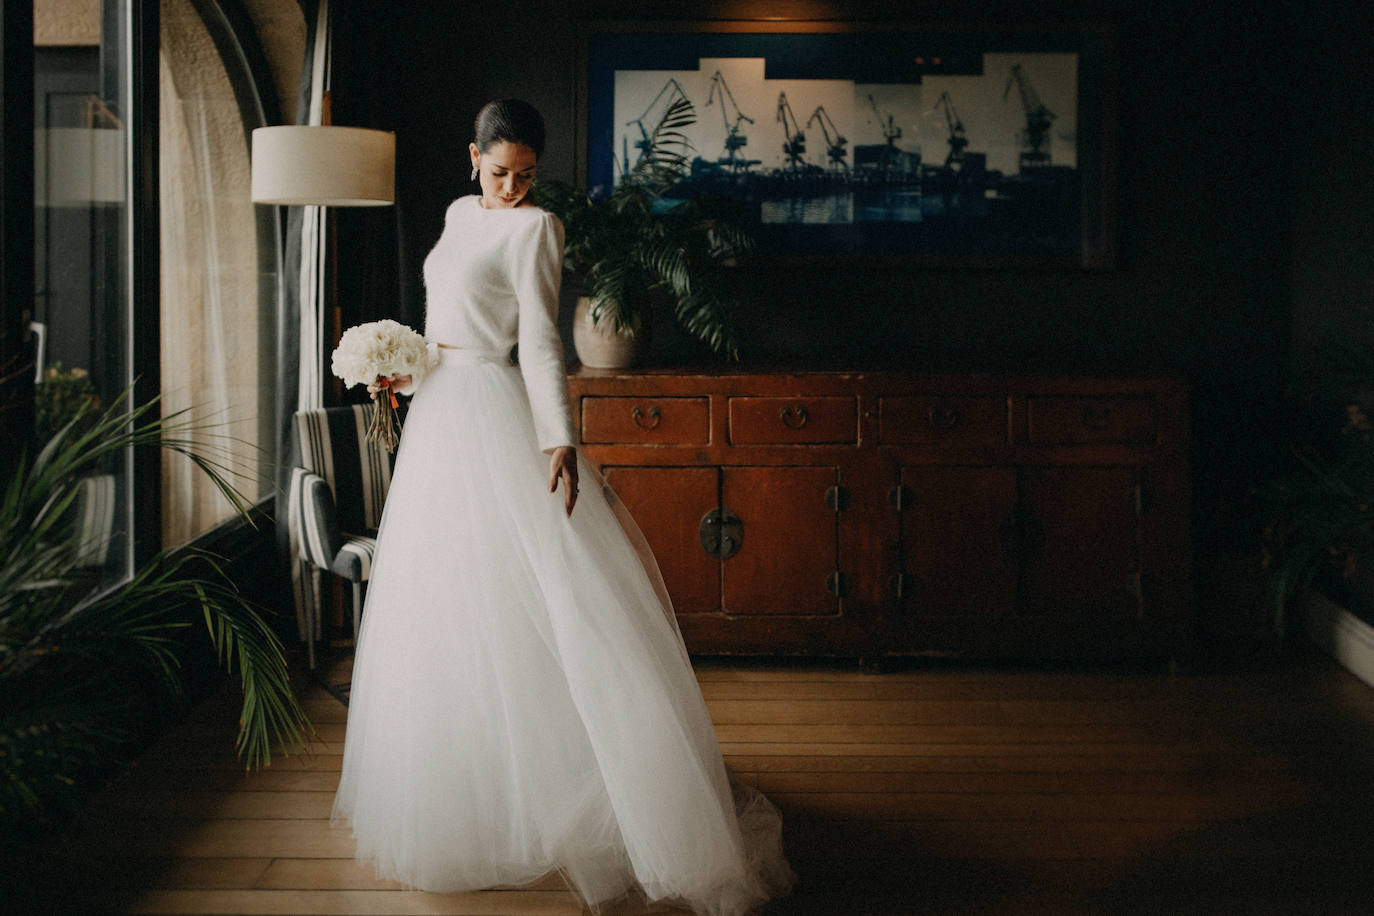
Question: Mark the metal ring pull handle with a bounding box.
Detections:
[780,405,809,429]
[632,405,662,430]
[928,404,961,429]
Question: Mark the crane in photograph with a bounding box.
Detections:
[624,78,690,175]
[867,93,902,147]
[866,94,902,177]
[933,91,969,169]
[806,106,849,173]
[705,70,757,173]
[776,92,807,171]
[1003,63,1056,169]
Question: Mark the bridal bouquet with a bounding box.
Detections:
[331,319,435,452]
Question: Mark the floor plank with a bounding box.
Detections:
[124,888,590,915]
[254,858,569,892]
[20,647,1374,914]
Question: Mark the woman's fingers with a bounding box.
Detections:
[365,374,410,401]
[564,465,578,517]
[548,448,578,517]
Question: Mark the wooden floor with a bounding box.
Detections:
[21,646,1374,914]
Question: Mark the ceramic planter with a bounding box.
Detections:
[572,295,649,369]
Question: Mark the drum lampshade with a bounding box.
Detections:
[251,125,394,206]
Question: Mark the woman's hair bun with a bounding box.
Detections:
[474,99,546,158]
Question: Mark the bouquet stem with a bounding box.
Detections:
[368,378,401,452]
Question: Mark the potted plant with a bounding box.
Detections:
[0,387,311,841]
[34,362,101,445]
[1262,345,1374,658]
[533,96,755,367]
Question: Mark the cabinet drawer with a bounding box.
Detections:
[728,397,857,444]
[1027,396,1157,445]
[880,396,1008,446]
[580,397,710,444]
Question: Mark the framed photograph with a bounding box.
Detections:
[577,21,1116,269]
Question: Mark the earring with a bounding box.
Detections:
[470,163,479,181]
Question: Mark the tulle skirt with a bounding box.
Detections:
[330,347,795,915]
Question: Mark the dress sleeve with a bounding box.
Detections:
[512,211,576,454]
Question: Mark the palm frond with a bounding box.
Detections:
[1262,419,1374,638]
[671,287,740,359]
[0,385,312,835]
[624,96,696,192]
[590,258,646,334]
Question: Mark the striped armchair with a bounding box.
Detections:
[287,405,396,669]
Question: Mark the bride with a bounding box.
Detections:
[330,99,796,915]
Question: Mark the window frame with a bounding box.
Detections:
[128,0,162,568]
[1,1,37,479]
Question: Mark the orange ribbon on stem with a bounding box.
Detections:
[376,375,399,409]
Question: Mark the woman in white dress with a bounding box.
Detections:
[330,99,796,915]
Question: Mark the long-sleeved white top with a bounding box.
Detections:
[410,195,575,454]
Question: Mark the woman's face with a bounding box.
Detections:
[469,140,537,209]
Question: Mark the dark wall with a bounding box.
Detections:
[1287,3,1374,379]
[330,1,1369,639]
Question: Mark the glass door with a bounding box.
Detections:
[32,0,132,588]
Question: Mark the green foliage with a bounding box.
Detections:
[533,96,755,359]
[0,387,311,836]
[34,363,100,446]
[1262,354,1374,638]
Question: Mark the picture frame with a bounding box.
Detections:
[576,21,1116,269]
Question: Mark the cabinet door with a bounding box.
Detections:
[601,467,720,615]
[900,466,1019,617]
[722,467,840,615]
[1019,466,1142,619]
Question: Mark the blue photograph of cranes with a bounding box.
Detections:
[584,26,1110,263]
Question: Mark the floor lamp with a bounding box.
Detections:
[251,112,394,672]
[252,116,394,402]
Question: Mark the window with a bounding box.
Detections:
[29,0,286,573]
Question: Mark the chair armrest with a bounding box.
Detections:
[288,467,344,569]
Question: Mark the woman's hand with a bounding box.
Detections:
[366,374,412,399]
[548,446,578,517]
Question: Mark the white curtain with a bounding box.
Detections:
[158,0,266,546]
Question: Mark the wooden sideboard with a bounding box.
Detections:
[567,368,1192,660]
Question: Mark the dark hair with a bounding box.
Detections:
[473,99,546,158]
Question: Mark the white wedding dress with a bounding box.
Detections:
[330,196,795,915]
